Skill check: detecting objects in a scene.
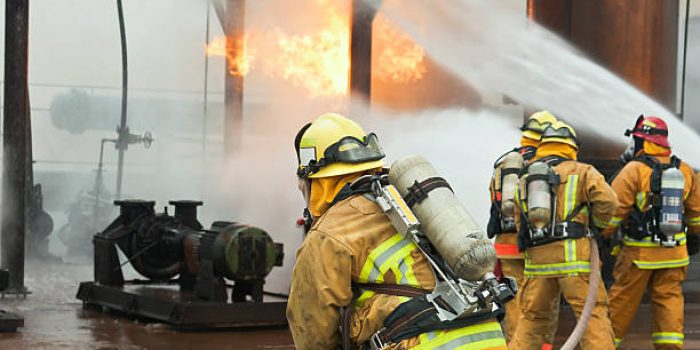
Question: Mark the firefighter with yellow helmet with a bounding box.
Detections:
[487,110,560,342]
[602,115,700,349]
[287,113,507,349]
[508,120,618,350]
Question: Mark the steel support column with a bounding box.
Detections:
[350,0,378,105]
[2,0,30,293]
[224,0,245,157]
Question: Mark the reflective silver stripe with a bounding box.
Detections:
[565,239,576,263]
[366,238,413,282]
[633,258,690,269]
[398,259,410,285]
[525,262,591,276]
[564,175,579,218]
[652,332,684,344]
[431,330,505,350]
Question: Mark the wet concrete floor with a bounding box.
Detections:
[1,260,699,349]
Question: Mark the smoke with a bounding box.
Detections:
[15,0,700,296]
[368,0,700,167]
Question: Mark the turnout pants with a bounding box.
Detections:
[508,274,615,350]
[608,250,687,350]
[500,258,559,344]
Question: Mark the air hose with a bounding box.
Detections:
[560,237,600,350]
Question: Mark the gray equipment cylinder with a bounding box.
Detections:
[500,152,525,225]
[526,162,552,239]
[660,167,685,237]
[389,155,496,280]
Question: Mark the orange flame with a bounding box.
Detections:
[205,4,425,97]
[205,35,253,77]
[265,9,350,97]
[374,15,426,83]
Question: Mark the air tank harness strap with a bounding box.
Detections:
[370,294,505,347]
[623,156,682,243]
[330,174,389,208]
[404,177,453,207]
[341,283,430,350]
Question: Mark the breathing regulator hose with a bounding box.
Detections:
[560,237,600,350]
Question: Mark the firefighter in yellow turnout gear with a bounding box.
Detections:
[287,113,506,349]
[603,116,700,350]
[488,111,560,342]
[508,120,618,350]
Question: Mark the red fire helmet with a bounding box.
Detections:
[625,115,670,148]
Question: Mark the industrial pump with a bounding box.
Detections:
[90,199,284,303]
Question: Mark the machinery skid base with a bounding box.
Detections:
[76,282,287,329]
[0,310,24,332]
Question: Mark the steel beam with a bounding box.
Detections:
[350,0,378,104]
[1,0,30,294]
[224,0,245,156]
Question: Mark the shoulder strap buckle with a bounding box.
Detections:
[368,328,387,350]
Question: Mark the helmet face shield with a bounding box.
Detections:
[520,118,548,134]
[297,133,385,178]
[324,133,385,164]
[541,125,576,140]
[540,123,579,149]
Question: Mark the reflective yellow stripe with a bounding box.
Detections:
[614,337,622,348]
[355,290,375,308]
[419,330,441,344]
[592,215,608,228]
[633,258,690,269]
[687,216,700,226]
[376,244,417,283]
[636,192,647,210]
[398,255,419,285]
[358,233,405,283]
[609,216,623,227]
[564,239,576,263]
[356,233,422,307]
[524,261,591,276]
[516,183,527,212]
[623,232,687,247]
[413,322,505,350]
[652,332,684,345]
[564,175,579,218]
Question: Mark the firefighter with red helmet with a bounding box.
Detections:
[603,115,700,349]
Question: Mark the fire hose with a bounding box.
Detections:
[560,237,600,350]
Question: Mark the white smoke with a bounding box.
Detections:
[367,0,700,167]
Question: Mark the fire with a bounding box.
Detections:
[205,3,426,97]
[374,15,427,83]
[265,9,350,97]
[205,35,253,77]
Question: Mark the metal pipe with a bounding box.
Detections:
[94,139,117,228]
[202,4,211,158]
[1,0,30,294]
[115,0,129,199]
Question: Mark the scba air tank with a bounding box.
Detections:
[527,162,552,239]
[389,155,496,281]
[660,168,685,237]
[500,152,525,231]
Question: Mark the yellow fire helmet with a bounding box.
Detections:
[294,113,385,179]
[539,120,579,150]
[521,110,558,141]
